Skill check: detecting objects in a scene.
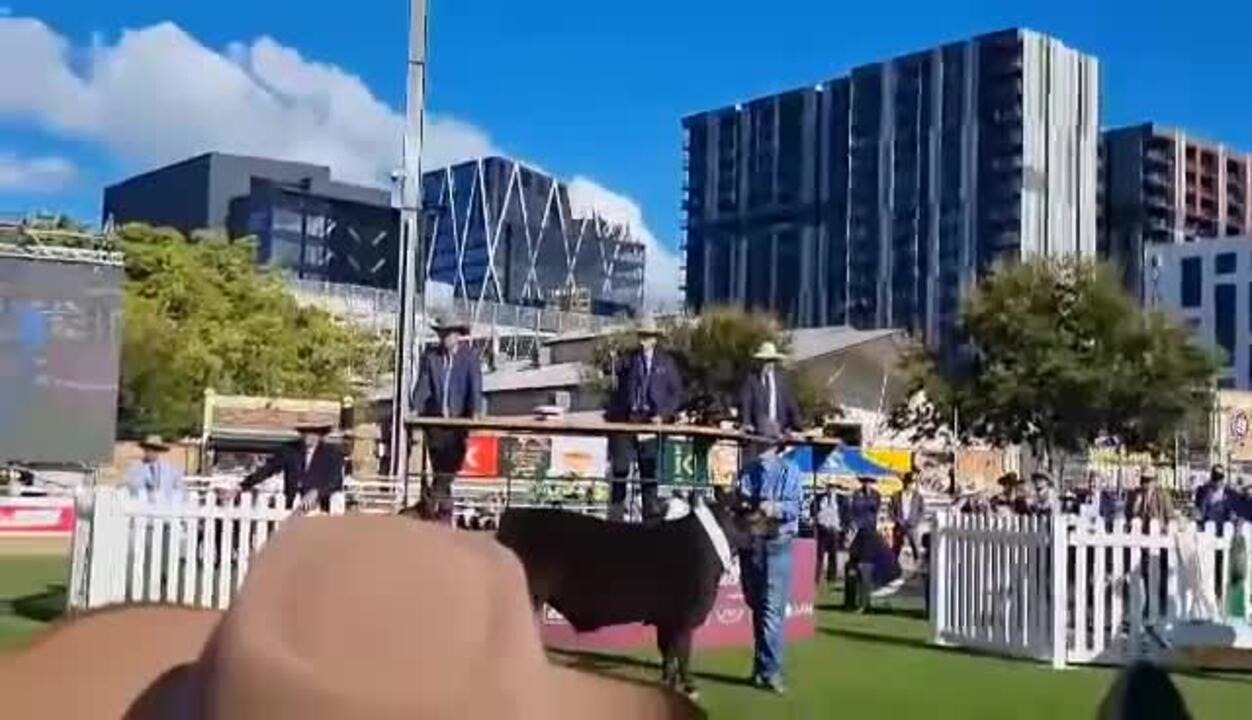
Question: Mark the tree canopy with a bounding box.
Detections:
[891,258,1218,460]
[117,224,388,438]
[590,307,839,427]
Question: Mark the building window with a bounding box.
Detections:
[1215,283,1236,365]
[1216,252,1237,274]
[1180,257,1202,308]
[1219,377,1236,390]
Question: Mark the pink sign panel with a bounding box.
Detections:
[0,497,75,537]
[540,539,817,651]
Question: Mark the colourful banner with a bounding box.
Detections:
[460,433,500,479]
[540,539,816,651]
[502,436,552,479]
[549,436,608,479]
[0,497,75,537]
[1222,391,1252,463]
[661,438,699,485]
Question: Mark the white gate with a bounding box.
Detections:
[930,513,1059,662]
[69,487,345,611]
[930,513,1252,668]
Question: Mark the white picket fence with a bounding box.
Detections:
[68,487,345,611]
[930,513,1252,668]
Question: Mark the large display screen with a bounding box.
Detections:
[0,254,124,464]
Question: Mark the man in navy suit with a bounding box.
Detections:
[604,317,683,522]
[238,422,345,511]
[738,341,802,440]
[412,313,484,524]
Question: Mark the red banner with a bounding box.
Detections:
[540,539,817,651]
[0,497,75,537]
[459,433,500,479]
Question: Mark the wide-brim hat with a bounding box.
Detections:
[997,473,1023,487]
[857,475,878,484]
[752,341,787,361]
[0,516,703,720]
[430,312,471,333]
[138,434,170,451]
[636,316,663,336]
[294,421,334,435]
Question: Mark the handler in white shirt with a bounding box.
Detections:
[124,435,186,505]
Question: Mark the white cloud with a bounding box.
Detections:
[0,152,76,191]
[0,17,682,306]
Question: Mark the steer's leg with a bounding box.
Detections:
[675,628,698,699]
[656,624,677,689]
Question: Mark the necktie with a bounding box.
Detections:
[148,463,158,492]
[766,371,777,422]
[441,353,453,418]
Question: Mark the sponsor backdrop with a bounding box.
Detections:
[539,539,817,651]
[0,496,76,537]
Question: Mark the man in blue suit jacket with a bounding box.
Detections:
[412,312,483,524]
[604,317,683,522]
[738,341,802,439]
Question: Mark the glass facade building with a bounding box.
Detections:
[683,29,1099,352]
[423,157,645,317]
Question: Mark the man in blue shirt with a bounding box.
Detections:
[736,437,804,694]
[124,435,186,505]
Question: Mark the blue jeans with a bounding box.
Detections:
[740,535,794,680]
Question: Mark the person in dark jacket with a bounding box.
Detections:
[237,422,345,511]
[604,317,683,522]
[737,342,801,440]
[412,312,484,524]
[1194,464,1239,525]
[847,475,882,533]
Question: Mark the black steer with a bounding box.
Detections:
[495,500,749,697]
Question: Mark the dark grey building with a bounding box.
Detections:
[102,154,644,315]
[1101,124,1252,300]
[423,157,645,317]
[683,28,1099,350]
[103,153,399,288]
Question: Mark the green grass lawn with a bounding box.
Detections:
[1,555,1248,717]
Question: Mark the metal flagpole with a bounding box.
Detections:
[389,0,429,503]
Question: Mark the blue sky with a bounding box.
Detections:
[3,0,1252,296]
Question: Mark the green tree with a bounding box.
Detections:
[891,258,1218,462]
[117,224,389,438]
[589,307,838,427]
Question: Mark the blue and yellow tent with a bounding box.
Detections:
[786,446,906,494]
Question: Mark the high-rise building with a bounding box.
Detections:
[1101,124,1252,300]
[1143,236,1252,389]
[682,29,1099,351]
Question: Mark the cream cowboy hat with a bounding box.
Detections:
[0,516,703,720]
[430,311,472,333]
[752,341,787,361]
[636,316,664,336]
[138,434,170,452]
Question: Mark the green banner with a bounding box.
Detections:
[660,438,711,486]
[501,436,552,479]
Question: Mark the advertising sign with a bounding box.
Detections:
[540,539,816,651]
[459,433,500,479]
[502,436,552,479]
[549,436,608,479]
[1222,391,1252,463]
[661,438,698,485]
[0,497,75,537]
